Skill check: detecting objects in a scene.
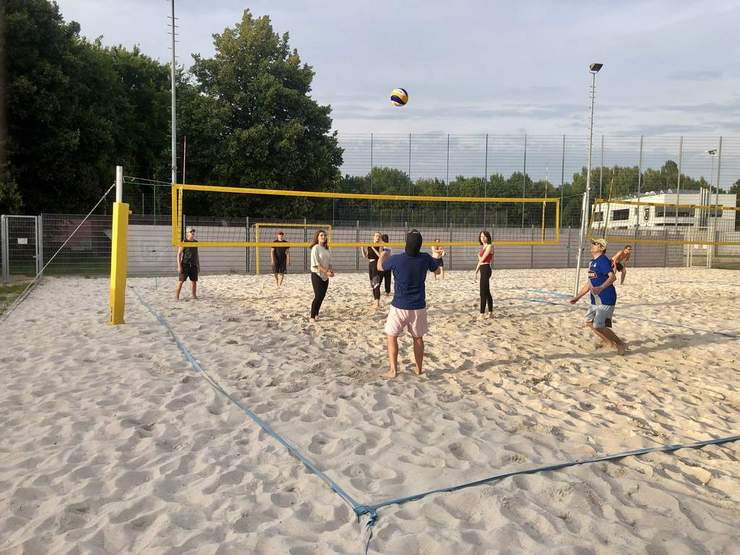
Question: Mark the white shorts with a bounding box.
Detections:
[384,306,429,338]
[585,304,615,329]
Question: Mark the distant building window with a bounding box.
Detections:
[593,212,604,222]
[612,208,630,221]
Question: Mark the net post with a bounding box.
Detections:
[110,165,128,325]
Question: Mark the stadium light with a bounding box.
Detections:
[574,63,604,295]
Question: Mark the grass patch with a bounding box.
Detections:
[0,282,32,316]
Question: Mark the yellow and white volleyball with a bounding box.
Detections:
[390,88,409,106]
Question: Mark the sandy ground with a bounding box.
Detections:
[0,267,738,554]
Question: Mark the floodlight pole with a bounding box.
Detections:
[170,0,177,186]
[574,64,602,295]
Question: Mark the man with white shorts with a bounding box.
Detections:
[570,238,627,355]
[378,230,441,378]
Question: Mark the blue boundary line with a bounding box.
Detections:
[133,289,363,513]
[359,434,740,514]
[134,287,739,555]
[522,288,739,338]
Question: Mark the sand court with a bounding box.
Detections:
[1,267,738,554]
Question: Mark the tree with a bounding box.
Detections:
[4,0,170,213]
[183,9,343,218]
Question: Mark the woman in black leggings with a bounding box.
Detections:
[309,230,333,320]
[361,232,383,308]
[476,230,494,319]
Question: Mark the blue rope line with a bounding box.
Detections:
[362,434,740,514]
[134,286,738,554]
[133,289,363,513]
[523,288,739,338]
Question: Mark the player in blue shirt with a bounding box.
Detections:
[378,230,441,378]
[570,238,627,355]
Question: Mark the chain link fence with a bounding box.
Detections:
[1,134,738,281]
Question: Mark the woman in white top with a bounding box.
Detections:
[310,229,334,320]
[431,240,446,280]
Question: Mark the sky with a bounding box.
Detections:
[54,0,740,138]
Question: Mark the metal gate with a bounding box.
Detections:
[1,215,43,283]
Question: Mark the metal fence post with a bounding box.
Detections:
[484,133,488,228]
[566,226,571,268]
[448,219,453,270]
[530,225,535,268]
[35,215,43,276]
[521,133,527,228]
[599,135,604,199]
[303,217,308,272]
[560,135,566,228]
[245,217,250,274]
[676,136,683,225]
[355,220,360,270]
[1,215,8,282]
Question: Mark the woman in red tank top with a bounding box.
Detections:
[475,231,494,318]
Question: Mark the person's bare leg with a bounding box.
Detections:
[620,269,626,285]
[383,336,399,378]
[191,281,198,299]
[591,326,626,354]
[412,336,424,375]
[175,280,184,300]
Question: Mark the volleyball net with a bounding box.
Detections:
[171,183,561,251]
[588,197,740,246]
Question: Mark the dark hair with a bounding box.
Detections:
[381,233,389,242]
[624,245,632,249]
[479,230,492,245]
[310,229,329,249]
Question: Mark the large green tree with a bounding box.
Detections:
[182,10,343,218]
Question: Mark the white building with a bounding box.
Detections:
[593,189,737,230]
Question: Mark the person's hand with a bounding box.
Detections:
[569,297,578,304]
[592,285,602,296]
[177,266,182,273]
[328,270,335,278]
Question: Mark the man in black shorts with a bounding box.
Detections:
[271,231,290,287]
[611,245,632,285]
[176,227,199,300]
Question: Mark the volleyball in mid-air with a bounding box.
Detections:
[390,88,408,107]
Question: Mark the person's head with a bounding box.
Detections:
[479,230,492,245]
[590,238,607,256]
[623,245,632,253]
[186,227,196,240]
[311,229,329,249]
[373,231,382,243]
[277,231,285,240]
[381,233,389,243]
[405,229,423,256]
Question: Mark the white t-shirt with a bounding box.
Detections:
[310,244,332,281]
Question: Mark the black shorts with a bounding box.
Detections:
[179,264,198,282]
[435,258,444,267]
[615,262,624,272]
[273,260,287,274]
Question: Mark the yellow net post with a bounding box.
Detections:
[109,166,128,325]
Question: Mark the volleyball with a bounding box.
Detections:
[390,88,408,106]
